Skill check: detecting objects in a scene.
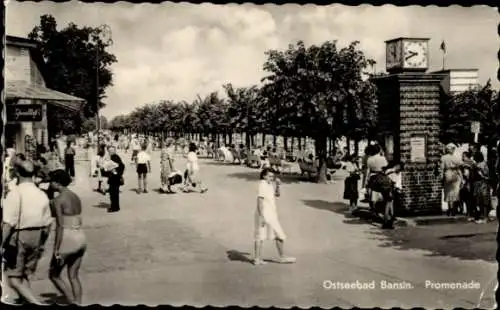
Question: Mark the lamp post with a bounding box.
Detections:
[96,24,112,154]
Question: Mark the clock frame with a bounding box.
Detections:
[385,37,430,74]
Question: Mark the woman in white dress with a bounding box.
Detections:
[253,168,296,265]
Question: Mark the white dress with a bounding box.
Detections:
[254,180,287,241]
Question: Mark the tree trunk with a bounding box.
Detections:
[315,135,328,183]
[217,134,221,147]
[251,134,255,147]
[246,132,251,149]
[298,137,302,150]
[284,136,289,152]
[354,139,359,157]
[229,133,233,146]
[261,134,265,147]
[273,135,277,147]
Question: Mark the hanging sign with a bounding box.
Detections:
[410,136,427,163]
[7,104,43,122]
[470,121,480,134]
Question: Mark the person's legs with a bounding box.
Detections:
[143,173,148,193]
[253,240,265,264]
[49,256,74,303]
[109,184,120,211]
[70,160,75,178]
[8,277,44,305]
[66,249,85,304]
[274,238,296,263]
[137,173,142,193]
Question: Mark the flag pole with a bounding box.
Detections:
[440,40,446,71]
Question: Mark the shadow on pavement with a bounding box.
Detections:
[93,202,110,209]
[204,161,246,167]
[302,200,350,215]
[368,223,497,262]
[40,292,70,305]
[228,171,306,184]
[226,250,253,264]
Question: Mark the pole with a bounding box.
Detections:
[96,47,100,154]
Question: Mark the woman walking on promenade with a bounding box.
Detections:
[160,139,175,193]
[253,168,296,265]
[48,170,87,304]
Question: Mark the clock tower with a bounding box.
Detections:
[373,37,446,216]
[385,37,430,74]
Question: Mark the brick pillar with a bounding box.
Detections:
[373,73,446,216]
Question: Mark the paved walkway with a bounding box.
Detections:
[27,150,497,308]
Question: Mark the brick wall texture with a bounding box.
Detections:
[374,74,445,215]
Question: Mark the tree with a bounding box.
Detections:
[28,14,117,133]
[224,84,263,148]
[262,40,377,182]
[441,80,500,145]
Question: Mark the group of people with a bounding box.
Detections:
[341,143,402,229]
[441,143,497,223]
[340,140,499,229]
[1,155,86,305]
[90,137,208,211]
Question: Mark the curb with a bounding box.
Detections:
[351,206,482,227]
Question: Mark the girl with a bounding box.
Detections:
[136,144,151,194]
[48,170,86,304]
[343,155,360,212]
[253,168,296,265]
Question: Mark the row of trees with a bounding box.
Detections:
[109,39,499,182]
[109,41,380,182]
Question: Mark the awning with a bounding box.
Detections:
[6,81,86,112]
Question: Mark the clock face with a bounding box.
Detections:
[403,40,428,69]
[386,41,403,71]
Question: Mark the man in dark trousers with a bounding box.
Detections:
[106,146,125,213]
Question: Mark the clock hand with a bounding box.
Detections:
[405,52,418,61]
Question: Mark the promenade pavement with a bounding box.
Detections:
[26,150,497,308]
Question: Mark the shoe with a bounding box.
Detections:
[277,256,296,264]
[252,258,268,265]
[107,209,119,213]
[200,188,208,194]
[143,190,148,194]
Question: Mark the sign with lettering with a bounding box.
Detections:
[7,104,43,122]
[410,136,427,163]
[470,121,480,134]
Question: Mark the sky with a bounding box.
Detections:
[6,2,499,118]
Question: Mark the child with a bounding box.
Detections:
[136,144,151,194]
[343,155,360,212]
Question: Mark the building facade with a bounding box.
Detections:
[6,35,84,155]
[432,69,479,96]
